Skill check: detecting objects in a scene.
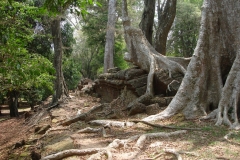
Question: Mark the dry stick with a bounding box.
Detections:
[131,120,202,130]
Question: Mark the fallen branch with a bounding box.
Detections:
[131,120,202,130]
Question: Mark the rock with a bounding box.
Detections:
[36,124,51,134]
[13,140,25,149]
[128,102,146,116]
[149,96,173,107]
[146,103,161,115]
[31,150,41,160]
[107,67,121,73]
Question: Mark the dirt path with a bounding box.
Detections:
[0,93,240,160]
[0,116,29,159]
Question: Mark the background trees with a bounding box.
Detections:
[0,0,54,116]
[0,0,204,117]
[167,0,201,57]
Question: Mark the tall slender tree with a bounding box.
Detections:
[154,0,177,55]
[104,0,117,73]
[139,0,155,45]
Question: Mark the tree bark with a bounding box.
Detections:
[154,0,176,55]
[104,0,117,73]
[52,17,68,104]
[143,0,240,129]
[8,90,19,117]
[121,0,186,109]
[139,0,155,45]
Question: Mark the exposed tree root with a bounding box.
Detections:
[127,130,187,159]
[135,130,187,149]
[200,109,218,120]
[41,148,104,160]
[223,131,240,146]
[77,127,102,133]
[46,103,59,111]
[77,126,112,137]
[41,138,124,160]
[164,148,183,160]
[42,128,187,160]
[89,120,135,128]
[131,120,202,130]
[145,148,198,160]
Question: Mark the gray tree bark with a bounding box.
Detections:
[122,0,187,109]
[154,0,176,55]
[104,0,117,73]
[52,17,69,104]
[139,0,156,45]
[143,0,240,129]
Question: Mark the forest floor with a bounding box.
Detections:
[0,92,240,160]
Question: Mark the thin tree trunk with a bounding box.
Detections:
[154,0,176,55]
[8,90,19,117]
[52,17,68,104]
[104,0,117,73]
[143,0,240,128]
[139,0,155,45]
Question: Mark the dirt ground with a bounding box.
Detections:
[0,93,240,160]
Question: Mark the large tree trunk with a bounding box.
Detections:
[52,17,69,104]
[143,0,240,129]
[154,0,176,55]
[104,0,117,73]
[139,0,155,45]
[121,0,187,109]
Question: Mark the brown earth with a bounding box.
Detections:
[0,92,240,160]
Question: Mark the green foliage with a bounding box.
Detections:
[62,22,76,56]
[63,56,81,90]
[167,1,201,57]
[75,0,128,78]
[0,0,54,103]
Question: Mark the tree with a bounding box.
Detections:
[0,0,54,117]
[167,1,201,57]
[104,0,117,73]
[43,0,100,103]
[139,0,155,45]
[154,0,177,55]
[143,0,240,129]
